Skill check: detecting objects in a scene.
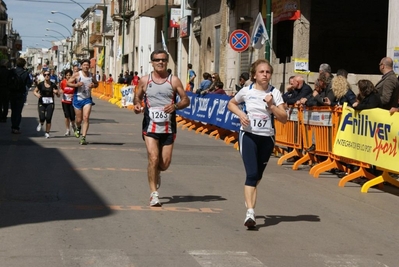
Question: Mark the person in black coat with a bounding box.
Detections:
[352,79,381,110]
[0,59,10,122]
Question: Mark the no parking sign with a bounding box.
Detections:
[229,30,250,52]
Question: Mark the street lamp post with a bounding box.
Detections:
[48,20,72,36]
[45,34,62,42]
[51,11,75,21]
[42,39,54,43]
[70,0,85,11]
[51,11,76,64]
[46,28,67,39]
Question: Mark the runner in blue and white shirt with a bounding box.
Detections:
[67,59,98,145]
[228,59,287,229]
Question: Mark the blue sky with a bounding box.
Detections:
[6,0,100,50]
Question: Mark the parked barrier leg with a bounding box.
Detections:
[188,124,197,131]
[182,122,193,130]
[195,126,204,134]
[338,167,375,187]
[361,171,399,193]
[309,157,336,177]
[177,119,187,126]
[311,158,344,178]
[292,153,311,170]
[201,128,210,135]
[277,149,302,166]
[234,141,239,150]
[209,129,220,138]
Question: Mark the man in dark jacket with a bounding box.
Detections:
[9,57,32,134]
[0,59,10,122]
[303,72,332,107]
[375,57,399,110]
[285,76,313,106]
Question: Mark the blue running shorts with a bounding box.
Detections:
[73,97,93,110]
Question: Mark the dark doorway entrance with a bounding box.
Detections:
[309,0,388,74]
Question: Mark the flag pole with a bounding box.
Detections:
[265,0,272,61]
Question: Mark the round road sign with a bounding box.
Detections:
[229,30,250,52]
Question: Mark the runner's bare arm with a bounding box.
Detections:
[133,75,148,114]
[67,72,81,88]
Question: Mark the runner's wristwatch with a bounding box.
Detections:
[174,104,179,110]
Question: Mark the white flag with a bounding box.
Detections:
[161,31,168,52]
[251,13,269,49]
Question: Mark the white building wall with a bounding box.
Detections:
[387,0,399,73]
[138,16,155,77]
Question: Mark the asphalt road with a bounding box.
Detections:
[0,91,398,267]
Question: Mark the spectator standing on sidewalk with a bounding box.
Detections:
[187,63,196,91]
[228,59,287,229]
[107,74,113,83]
[375,57,399,110]
[9,58,32,134]
[133,49,190,207]
[0,59,10,122]
[132,71,140,87]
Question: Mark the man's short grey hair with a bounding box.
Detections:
[319,63,331,73]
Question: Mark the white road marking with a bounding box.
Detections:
[310,253,389,267]
[189,250,265,267]
[60,249,133,267]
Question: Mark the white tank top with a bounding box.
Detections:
[75,70,93,101]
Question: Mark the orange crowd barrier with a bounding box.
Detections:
[273,105,399,193]
[275,107,303,166]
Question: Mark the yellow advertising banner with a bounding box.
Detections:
[333,104,399,172]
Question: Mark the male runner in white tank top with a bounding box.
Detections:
[67,59,98,145]
[134,49,190,207]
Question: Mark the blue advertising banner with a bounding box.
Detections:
[176,92,241,131]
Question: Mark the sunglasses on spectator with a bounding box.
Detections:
[152,58,167,62]
[212,76,216,79]
[44,73,50,76]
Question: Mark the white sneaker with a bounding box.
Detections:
[45,133,50,139]
[244,210,256,229]
[149,191,161,207]
[64,129,70,136]
[36,123,42,132]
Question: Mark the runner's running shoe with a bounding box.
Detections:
[65,129,70,136]
[244,210,256,229]
[74,128,81,138]
[80,137,88,145]
[150,191,162,207]
[45,133,50,139]
[36,123,42,132]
